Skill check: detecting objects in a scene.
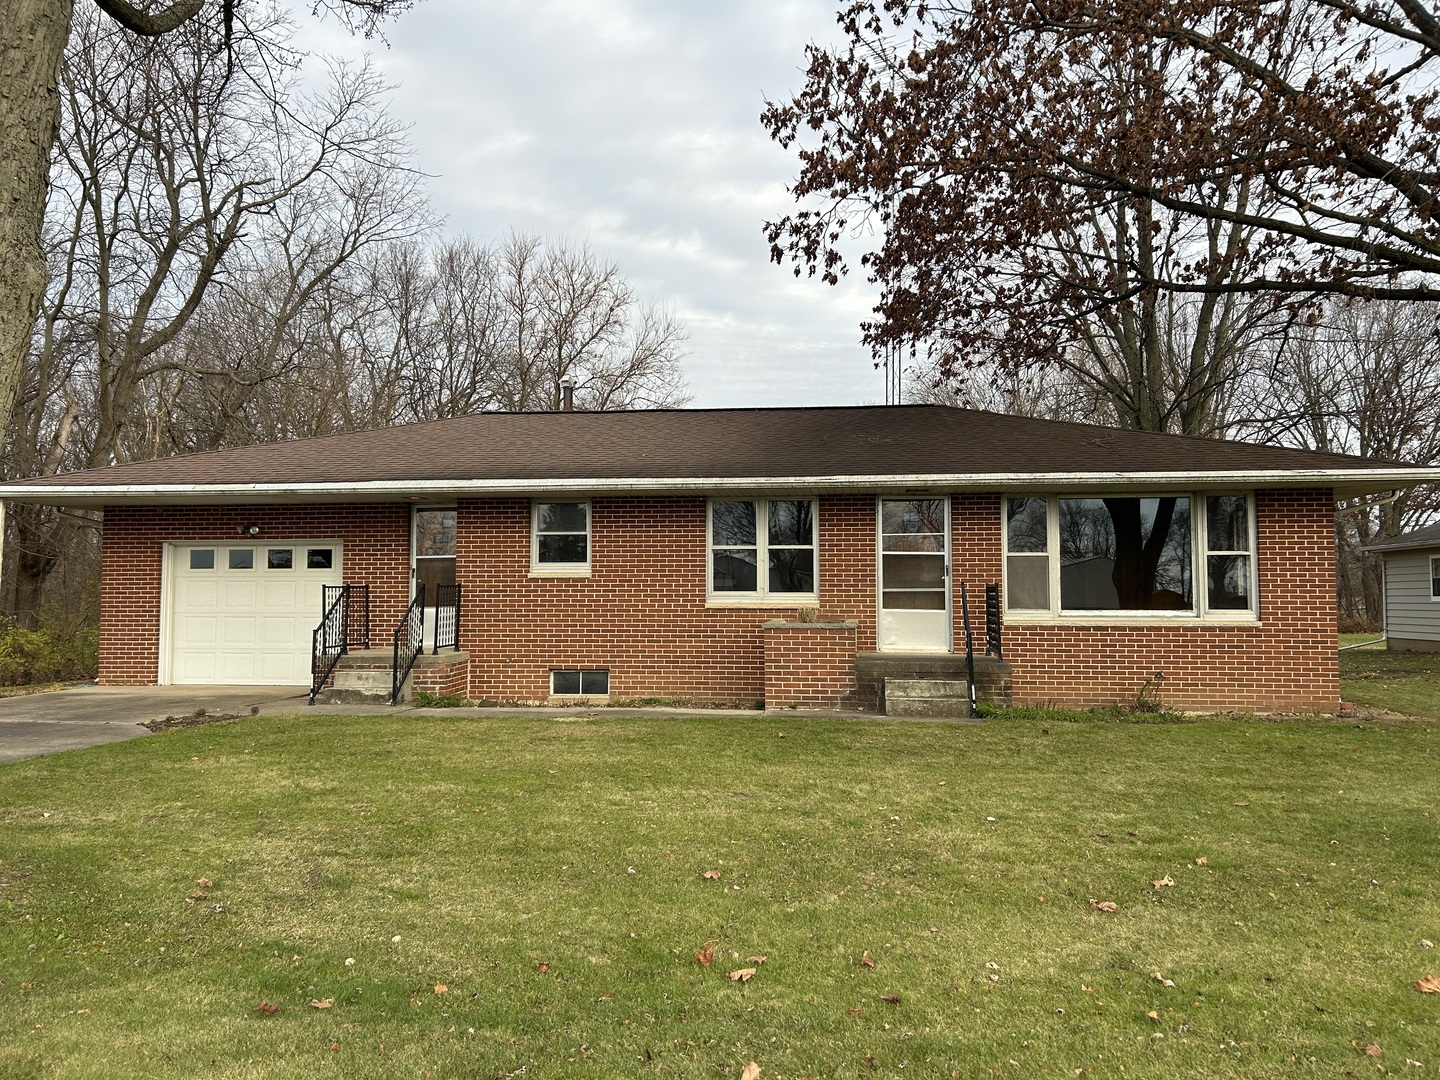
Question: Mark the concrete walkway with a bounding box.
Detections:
[0,684,308,763]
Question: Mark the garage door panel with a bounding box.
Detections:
[170,542,342,686]
[222,580,258,607]
[180,615,218,644]
[178,579,219,608]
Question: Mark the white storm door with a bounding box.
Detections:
[169,542,343,685]
[878,498,951,651]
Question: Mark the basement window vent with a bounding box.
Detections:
[550,669,610,696]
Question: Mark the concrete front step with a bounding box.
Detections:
[856,651,1012,712]
[883,678,976,718]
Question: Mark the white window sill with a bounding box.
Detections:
[1004,613,1260,627]
[529,565,592,578]
[706,594,820,609]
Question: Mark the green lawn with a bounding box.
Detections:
[1341,636,1440,719]
[1,712,1438,1079]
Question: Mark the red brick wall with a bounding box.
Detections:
[98,504,410,685]
[763,621,859,709]
[98,489,1340,711]
[453,495,875,705]
[412,656,470,699]
[987,489,1340,712]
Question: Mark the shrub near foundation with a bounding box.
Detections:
[0,619,98,686]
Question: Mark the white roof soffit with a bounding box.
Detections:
[3,468,1437,506]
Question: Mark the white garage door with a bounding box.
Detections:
[169,542,343,685]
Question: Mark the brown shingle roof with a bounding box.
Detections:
[2,405,1432,504]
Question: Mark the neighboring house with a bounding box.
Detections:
[2,405,1435,712]
[1366,523,1440,652]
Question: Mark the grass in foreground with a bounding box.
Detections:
[1340,637,1440,719]
[1,712,1438,1079]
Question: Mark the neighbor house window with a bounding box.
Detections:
[1431,556,1440,600]
[1003,494,1256,618]
[551,669,609,696]
[532,501,590,572]
[709,499,817,601]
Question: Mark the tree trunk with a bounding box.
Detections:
[0,0,75,441]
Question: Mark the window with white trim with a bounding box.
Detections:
[1003,493,1257,618]
[1431,555,1440,600]
[532,501,590,571]
[709,499,817,601]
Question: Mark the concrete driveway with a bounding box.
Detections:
[0,684,308,763]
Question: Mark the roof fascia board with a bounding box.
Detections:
[3,467,1437,506]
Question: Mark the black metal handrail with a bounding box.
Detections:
[433,583,461,653]
[984,582,1003,659]
[959,581,979,719]
[310,584,369,705]
[391,583,425,705]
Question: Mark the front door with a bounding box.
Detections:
[412,507,456,651]
[878,497,951,651]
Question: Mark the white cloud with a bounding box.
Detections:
[292,0,883,407]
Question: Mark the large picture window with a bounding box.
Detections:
[1003,493,1256,618]
[709,499,817,601]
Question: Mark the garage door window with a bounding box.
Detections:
[228,549,254,570]
[267,549,293,569]
[307,548,334,569]
[189,549,215,570]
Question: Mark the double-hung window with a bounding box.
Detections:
[1431,555,1440,600]
[532,500,590,574]
[709,499,818,602]
[1003,493,1256,619]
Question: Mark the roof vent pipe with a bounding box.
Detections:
[559,377,575,412]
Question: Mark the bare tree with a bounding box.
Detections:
[2,1,426,627]
[0,0,418,451]
[1231,299,1440,625]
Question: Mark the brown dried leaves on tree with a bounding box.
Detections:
[764,1,1440,431]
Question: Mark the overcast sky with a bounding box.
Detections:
[294,0,884,409]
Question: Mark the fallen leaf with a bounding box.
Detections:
[197,877,212,888]
[846,1007,861,1016]
[434,983,448,995]
[740,1063,761,1080]
[257,1001,279,1015]
[984,961,1000,971]
[537,962,551,974]
[881,994,901,1006]
[746,955,767,965]
[1152,876,1175,889]
[696,945,714,967]
[188,891,207,900]
[1417,974,1440,993]
[1150,971,1175,988]
[1195,857,1209,866]
[729,967,757,982]
[865,1053,878,1069]
[329,1041,340,1051]
[1147,1010,1159,1020]
[1233,801,1250,807]
[701,869,721,880]
[1364,1043,1382,1057]
[1090,900,1118,913]
[74,1008,92,1015]
[860,950,876,968]
[309,999,332,1009]
[1421,939,1434,949]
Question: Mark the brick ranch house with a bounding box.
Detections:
[3,405,1433,712]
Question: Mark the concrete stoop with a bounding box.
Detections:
[314,648,406,706]
[883,678,976,718]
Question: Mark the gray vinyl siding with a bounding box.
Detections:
[1383,548,1440,642]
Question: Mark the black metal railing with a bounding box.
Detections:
[959,581,979,719]
[984,582,1003,659]
[310,584,370,705]
[433,583,461,653]
[391,583,425,705]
